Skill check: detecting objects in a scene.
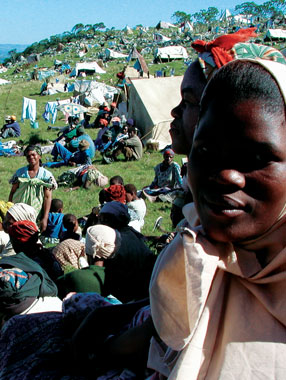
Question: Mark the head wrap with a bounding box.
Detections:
[52,239,86,270]
[79,139,90,151]
[104,184,126,204]
[5,115,11,121]
[11,115,16,121]
[99,119,108,127]
[8,220,38,244]
[127,118,134,126]
[192,27,286,80]
[6,203,37,225]
[85,224,121,260]
[24,145,42,157]
[0,201,14,223]
[111,102,117,107]
[163,148,175,157]
[100,201,130,226]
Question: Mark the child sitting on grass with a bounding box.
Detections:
[60,214,82,242]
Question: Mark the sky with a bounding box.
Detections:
[0,0,266,45]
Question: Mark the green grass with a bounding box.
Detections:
[0,47,186,236]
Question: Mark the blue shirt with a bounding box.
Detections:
[41,212,66,238]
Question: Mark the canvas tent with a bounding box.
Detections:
[154,46,188,61]
[154,33,171,42]
[265,29,286,41]
[127,76,183,149]
[156,21,177,29]
[70,62,106,77]
[105,49,128,59]
[219,9,232,22]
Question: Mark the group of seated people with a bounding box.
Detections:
[46,102,143,166]
[0,28,286,379]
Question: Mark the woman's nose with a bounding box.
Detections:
[210,169,246,188]
[171,103,182,118]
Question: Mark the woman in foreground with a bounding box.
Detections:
[149,58,286,378]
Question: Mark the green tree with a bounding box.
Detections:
[93,22,106,32]
[71,23,84,34]
[172,11,191,24]
[193,7,219,24]
[235,2,261,17]
[8,49,17,63]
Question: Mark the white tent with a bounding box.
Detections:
[127,76,183,149]
[154,46,188,60]
[0,78,11,85]
[219,9,232,21]
[73,79,119,106]
[122,25,133,34]
[70,62,106,77]
[153,33,171,42]
[156,21,177,29]
[105,49,128,59]
[265,29,286,40]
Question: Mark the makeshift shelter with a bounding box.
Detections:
[73,80,120,106]
[27,54,40,64]
[127,76,183,149]
[154,46,188,61]
[156,21,177,29]
[265,29,286,41]
[0,78,11,85]
[153,33,171,43]
[70,62,106,77]
[105,49,128,59]
[123,25,133,35]
[219,9,232,22]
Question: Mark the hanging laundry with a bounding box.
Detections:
[21,97,36,122]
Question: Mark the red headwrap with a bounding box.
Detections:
[191,27,257,68]
[105,185,126,204]
[99,119,108,127]
[8,220,38,243]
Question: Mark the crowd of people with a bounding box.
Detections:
[0,27,286,379]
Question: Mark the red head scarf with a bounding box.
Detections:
[192,27,257,68]
[105,185,126,204]
[8,220,38,243]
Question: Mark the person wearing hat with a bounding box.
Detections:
[68,125,95,159]
[0,115,21,139]
[45,139,92,168]
[56,224,122,299]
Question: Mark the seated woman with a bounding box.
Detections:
[52,238,87,272]
[142,148,183,203]
[56,224,121,299]
[124,183,146,232]
[8,145,58,232]
[8,220,63,281]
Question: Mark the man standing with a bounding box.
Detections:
[0,115,21,138]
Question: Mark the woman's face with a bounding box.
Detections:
[3,212,16,233]
[25,150,40,166]
[163,154,174,166]
[189,98,286,243]
[170,60,206,155]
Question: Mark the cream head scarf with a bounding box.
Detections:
[7,203,37,225]
[85,224,121,260]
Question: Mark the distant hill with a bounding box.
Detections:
[0,44,29,62]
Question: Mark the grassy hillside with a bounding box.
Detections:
[0,48,185,236]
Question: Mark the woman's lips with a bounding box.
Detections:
[203,195,248,217]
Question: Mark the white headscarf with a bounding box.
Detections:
[7,203,37,224]
[85,224,121,260]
